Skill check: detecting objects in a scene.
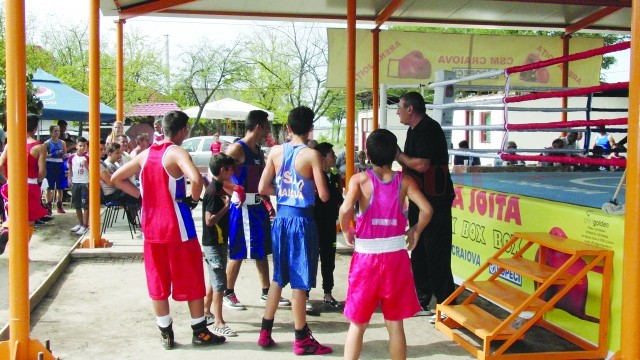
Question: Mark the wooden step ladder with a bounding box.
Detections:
[435,231,613,359]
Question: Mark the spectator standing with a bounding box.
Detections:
[153,119,165,144]
[395,91,456,322]
[210,133,222,154]
[310,142,343,311]
[44,125,67,214]
[111,110,225,349]
[68,137,90,235]
[201,153,238,337]
[257,106,331,355]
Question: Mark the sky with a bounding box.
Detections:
[23,0,632,83]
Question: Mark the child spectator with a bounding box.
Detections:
[309,142,343,312]
[355,150,372,173]
[68,137,90,235]
[453,140,480,166]
[257,106,332,355]
[201,153,238,337]
[153,119,164,144]
[339,128,433,360]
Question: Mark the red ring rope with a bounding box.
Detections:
[505,82,629,103]
[501,154,626,168]
[507,118,627,131]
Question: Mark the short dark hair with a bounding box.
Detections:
[106,142,121,154]
[209,153,235,176]
[288,106,314,135]
[458,140,469,149]
[27,114,39,133]
[399,91,426,114]
[99,139,106,145]
[77,137,88,145]
[162,110,190,137]
[136,133,149,143]
[246,110,269,132]
[314,142,334,157]
[366,129,397,167]
[57,120,68,127]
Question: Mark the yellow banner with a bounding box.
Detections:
[451,185,623,352]
[327,29,604,89]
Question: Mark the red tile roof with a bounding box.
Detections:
[126,102,181,117]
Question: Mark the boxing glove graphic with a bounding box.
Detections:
[396,50,431,79]
[519,53,549,83]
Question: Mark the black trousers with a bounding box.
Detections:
[317,219,337,294]
[410,206,455,307]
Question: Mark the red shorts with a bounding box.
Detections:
[344,250,421,324]
[143,239,205,301]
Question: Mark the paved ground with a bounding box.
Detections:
[2,203,583,359]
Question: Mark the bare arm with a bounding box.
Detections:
[36,144,47,181]
[338,174,362,247]
[395,147,431,173]
[310,150,329,202]
[111,155,143,199]
[100,167,114,186]
[608,134,616,148]
[403,176,433,250]
[224,142,244,164]
[258,146,277,196]
[204,197,230,227]
[0,148,7,178]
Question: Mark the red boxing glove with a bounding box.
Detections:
[398,50,431,79]
[263,198,275,217]
[234,185,246,204]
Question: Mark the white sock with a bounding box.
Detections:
[191,316,205,326]
[156,314,172,328]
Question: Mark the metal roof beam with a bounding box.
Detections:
[565,7,623,35]
[492,0,630,7]
[119,0,197,20]
[375,0,405,29]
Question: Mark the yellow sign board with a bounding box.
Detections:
[451,184,623,352]
[327,29,604,89]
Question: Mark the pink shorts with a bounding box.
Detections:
[144,239,205,301]
[344,250,421,324]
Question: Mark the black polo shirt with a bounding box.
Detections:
[403,115,455,209]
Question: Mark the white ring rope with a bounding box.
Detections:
[427,69,506,88]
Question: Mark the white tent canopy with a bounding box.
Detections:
[184,98,274,121]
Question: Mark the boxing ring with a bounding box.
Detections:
[427,41,630,356]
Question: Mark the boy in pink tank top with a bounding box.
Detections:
[339,129,433,360]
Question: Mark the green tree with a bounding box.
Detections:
[176,38,245,136]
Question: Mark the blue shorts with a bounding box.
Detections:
[271,205,318,290]
[45,161,65,190]
[228,202,272,260]
[204,244,227,292]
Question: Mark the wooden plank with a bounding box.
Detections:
[465,280,547,311]
[489,257,572,284]
[515,232,612,255]
[438,304,519,340]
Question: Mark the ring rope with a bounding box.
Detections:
[426,69,506,88]
[504,82,629,103]
[501,154,626,168]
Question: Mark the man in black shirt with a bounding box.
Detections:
[395,91,456,321]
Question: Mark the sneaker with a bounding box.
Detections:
[414,306,433,317]
[159,325,174,350]
[75,226,88,235]
[205,315,215,326]
[57,207,66,214]
[40,215,54,222]
[259,294,291,306]
[192,328,226,347]
[430,313,447,324]
[70,225,82,232]
[223,293,246,310]
[0,228,8,255]
[293,326,332,355]
[305,300,314,313]
[34,219,46,226]
[258,329,276,348]
[323,298,341,309]
[211,324,238,337]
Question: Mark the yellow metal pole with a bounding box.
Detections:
[345,0,356,189]
[372,28,380,131]
[0,1,53,358]
[620,0,640,358]
[81,0,111,249]
[116,19,125,122]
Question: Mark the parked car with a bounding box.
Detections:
[181,135,236,174]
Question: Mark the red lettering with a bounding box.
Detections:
[494,194,507,222]
[452,186,465,210]
[505,196,522,225]
[476,191,487,216]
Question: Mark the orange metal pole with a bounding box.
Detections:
[0,1,53,358]
[345,0,356,189]
[620,0,640,358]
[372,29,380,131]
[116,19,125,122]
[82,0,110,249]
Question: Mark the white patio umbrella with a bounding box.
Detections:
[183,98,274,121]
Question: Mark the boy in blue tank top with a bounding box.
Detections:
[257,106,332,355]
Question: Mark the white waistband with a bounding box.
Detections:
[28,178,38,184]
[47,158,63,163]
[231,192,262,206]
[354,235,407,254]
